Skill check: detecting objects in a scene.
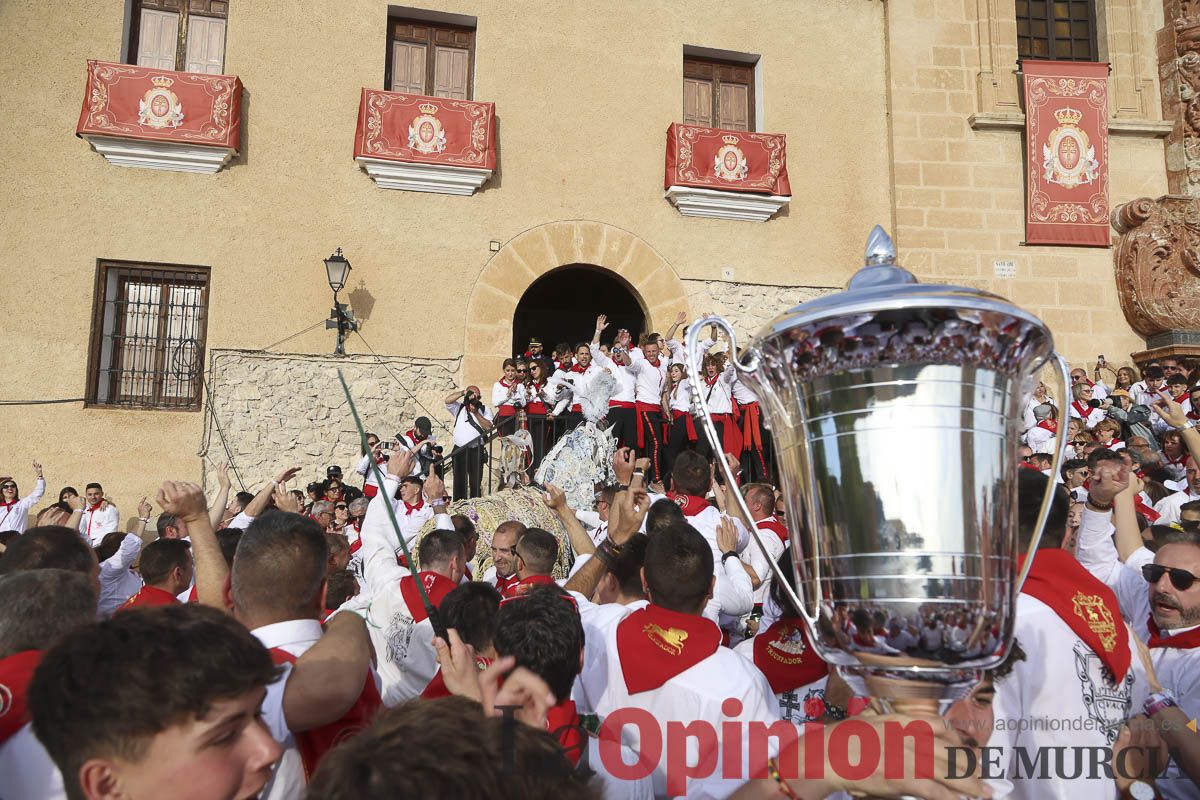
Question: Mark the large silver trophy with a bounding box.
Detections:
[689,226,1069,714]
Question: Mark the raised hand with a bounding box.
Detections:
[32,461,43,479]
[595,314,609,333]
[542,483,568,513]
[424,470,446,502]
[138,497,152,519]
[157,481,209,523]
[272,484,300,513]
[716,516,739,554]
[216,462,231,490]
[675,310,687,325]
[1150,389,1190,430]
[613,447,636,485]
[387,448,416,479]
[273,465,303,484]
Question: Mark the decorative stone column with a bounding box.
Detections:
[1111,2,1200,364]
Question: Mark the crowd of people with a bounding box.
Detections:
[3,334,1200,799]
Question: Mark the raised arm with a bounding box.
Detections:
[542,483,595,557]
[208,463,232,530]
[445,387,468,406]
[663,310,688,342]
[283,612,374,732]
[22,462,45,509]
[1151,390,1200,465]
[157,481,225,609]
[242,465,302,520]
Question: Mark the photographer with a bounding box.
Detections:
[444,386,493,501]
[398,417,444,479]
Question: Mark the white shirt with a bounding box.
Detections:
[988,589,1148,800]
[491,379,527,412]
[79,501,120,544]
[744,517,788,605]
[1068,401,1106,429]
[626,348,668,405]
[446,400,493,448]
[1075,508,1200,799]
[253,618,324,800]
[678,503,753,621]
[667,379,692,414]
[0,724,65,800]
[346,476,451,704]
[356,451,396,484]
[97,533,144,617]
[0,478,44,534]
[1022,423,1057,454]
[574,597,780,799]
[591,349,636,404]
[1153,488,1200,526]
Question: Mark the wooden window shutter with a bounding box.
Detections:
[718,83,750,131]
[391,40,427,93]
[683,78,713,126]
[185,15,226,73]
[433,46,469,99]
[137,8,180,70]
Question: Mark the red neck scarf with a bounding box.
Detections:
[0,650,43,745]
[646,357,661,368]
[0,499,16,511]
[495,572,519,596]
[499,379,513,388]
[756,517,789,545]
[752,620,828,694]
[1189,410,1200,421]
[1072,401,1094,418]
[704,373,720,387]
[502,574,557,599]
[399,571,458,622]
[1021,549,1130,681]
[545,700,586,767]
[570,363,588,374]
[404,498,425,514]
[1036,419,1058,433]
[667,492,710,517]
[118,584,179,612]
[617,604,722,694]
[1147,617,1200,650]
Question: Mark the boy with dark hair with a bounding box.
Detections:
[420,582,500,699]
[28,604,284,800]
[118,539,193,611]
[504,527,559,597]
[0,526,99,592]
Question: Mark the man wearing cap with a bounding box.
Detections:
[1022,403,1059,454]
[399,417,441,478]
[522,337,544,362]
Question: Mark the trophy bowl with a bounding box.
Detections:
[688,226,1069,712]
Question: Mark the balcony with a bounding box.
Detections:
[75,61,243,174]
[664,123,791,222]
[353,88,496,196]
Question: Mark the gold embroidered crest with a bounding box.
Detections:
[766,623,807,665]
[644,623,688,656]
[1072,591,1117,653]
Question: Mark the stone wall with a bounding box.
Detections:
[682,278,837,339]
[201,349,461,493]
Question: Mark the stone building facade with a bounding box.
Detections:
[0,0,1181,506]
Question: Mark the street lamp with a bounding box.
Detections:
[323,247,358,355]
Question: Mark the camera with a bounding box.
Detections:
[380,441,396,450]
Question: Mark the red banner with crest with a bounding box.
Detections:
[1023,60,1109,247]
[75,60,242,150]
[665,123,791,196]
[353,89,496,171]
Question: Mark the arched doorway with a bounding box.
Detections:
[512,265,646,356]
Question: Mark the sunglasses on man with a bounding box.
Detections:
[1143,563,1200,591]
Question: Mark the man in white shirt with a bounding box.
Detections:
[444,386,494,500]
[396,476,434,553]
[1154,456,1200,526]
[0,569,96,800]
[1077,438,1200,797]
[231,512,382,800]
[481,519,524,595]
[79,482,120,545]
[739,483,789,607]
[626,335,669,483]
[0,462,45,534]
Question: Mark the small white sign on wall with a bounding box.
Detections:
[993,260,1017,278]
[722,267,735,281]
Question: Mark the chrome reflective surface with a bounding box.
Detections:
[692,225,1065,706]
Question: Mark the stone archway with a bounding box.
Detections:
[463,220,690,387]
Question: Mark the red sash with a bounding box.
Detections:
[752,620,828,694]
[502,574,558,599]
[667,492,710,517]
[741,401,764,451]
[635,401,662,448]
[672,409,697,442]
[399,571,458,623]
[497,405,517,418]
[270,648,381,777]
[711,413,744,458]
[1147,617,1200,650]
[495,573,519,596]
[1021,549,1130,681]
[616,604,722,694]
[546,700,586,767]
[0,650,42,746]
[117,584,179,612]
[757,517,789,545]
[1072,401,1094,419]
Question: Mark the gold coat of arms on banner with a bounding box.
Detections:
[713,134,749,181]
[137,75,184,129]
[1042,106,1099,189]
[407,102,448,154]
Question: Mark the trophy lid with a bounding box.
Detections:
[753,225,1053,379]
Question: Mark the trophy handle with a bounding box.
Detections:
[685,317,819,629]
[1014,351,1073,594]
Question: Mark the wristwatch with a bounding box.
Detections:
[1144,689,1178,717]
[1177,419,1199,431]
[1127,780,1156,800]
[721,550,740,564]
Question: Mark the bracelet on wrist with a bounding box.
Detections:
[1144,689,1178,717]
[721,550,740,563]
[1176,419,1199,431]
[1086,498,1113,512]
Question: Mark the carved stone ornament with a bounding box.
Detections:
[1112,195,1200,336]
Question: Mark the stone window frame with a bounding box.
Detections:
[970,0,1168,134]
